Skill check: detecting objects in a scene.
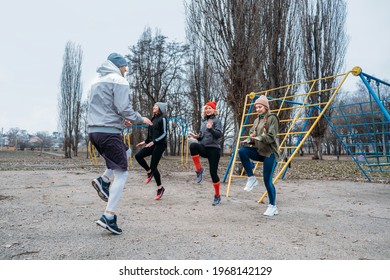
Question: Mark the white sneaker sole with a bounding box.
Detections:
[244,180,258,192]
[96,219,107,229]
[264,209,279,216]
[92,180,109,202]
[96,219,122,235]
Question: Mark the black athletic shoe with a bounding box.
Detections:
[96,215,122,235]
[212,195,221,206]
[195,168,204,183]
[92,177,110,202]
[154,186,165,200]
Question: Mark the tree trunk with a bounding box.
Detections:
[312,136,324,160]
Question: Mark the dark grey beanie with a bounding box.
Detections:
[107,53,127,67]
[156,102,167,115]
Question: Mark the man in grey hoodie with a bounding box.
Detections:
[87,53,152,235]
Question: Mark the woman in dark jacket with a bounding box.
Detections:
[135,102,167,200]
[189,101,223,206]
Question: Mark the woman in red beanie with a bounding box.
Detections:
[189,101,223,206]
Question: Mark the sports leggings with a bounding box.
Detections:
[190,143,220,183]
[135,143,167,186]
[238,146,277,205]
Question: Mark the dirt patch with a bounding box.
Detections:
[0,151,389,260]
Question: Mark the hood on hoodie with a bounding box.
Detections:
[96,60,122,76]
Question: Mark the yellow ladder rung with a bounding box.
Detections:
[278,131,308,136]
[226,69,352,204]
[280,116,317,122]
[279,146,298,149]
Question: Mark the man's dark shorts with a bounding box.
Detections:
[89,133,129,171]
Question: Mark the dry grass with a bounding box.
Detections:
[0,150,389,184]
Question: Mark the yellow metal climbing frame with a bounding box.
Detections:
[88,140,99,166]
[226,68,358,203]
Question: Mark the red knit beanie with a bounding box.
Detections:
[205,101,217,110]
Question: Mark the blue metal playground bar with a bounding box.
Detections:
[324,70,390,181]
[223,68,390,183]
[358,71,390,122]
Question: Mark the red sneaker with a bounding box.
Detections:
[154,187,165,200]
[145,172,153,184]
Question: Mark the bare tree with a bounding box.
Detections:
[79,100,89,158]
[185,40,235,155]
[258,0,301,133]
[300,0,348,160]
[185,43,214,132]
[166,81,192,156]
[127,28,189,155]
[59,41,83,158]
[6,127,21,148]
[259,0,301,90]
[185,0,302,140]
[185,0,262,129]
[36,131,54,150]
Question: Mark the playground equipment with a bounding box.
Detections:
[225,67,389,203]
[87,141,99,166]
[325,68,390,181]
[89,116,189,167]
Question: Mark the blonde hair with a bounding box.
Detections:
[263,112,269,134]
[251,107,270,136]
[202,105,219,117]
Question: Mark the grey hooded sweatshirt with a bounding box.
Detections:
[87,60,144,134]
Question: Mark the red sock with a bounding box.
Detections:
[213,182,220,196]
[191,155,201,171]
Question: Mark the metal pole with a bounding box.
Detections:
[0,128,3,151]
[359,72,390,122]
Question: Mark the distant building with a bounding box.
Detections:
[0,135,9,151]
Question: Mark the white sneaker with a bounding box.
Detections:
[244,176,258,192]
[263,204,278,216]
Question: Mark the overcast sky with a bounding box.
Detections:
[0,0,389,134]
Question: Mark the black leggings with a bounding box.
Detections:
[135,143,167,186]
[190,143,220,183]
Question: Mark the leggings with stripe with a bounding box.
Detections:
[238,146,277,205]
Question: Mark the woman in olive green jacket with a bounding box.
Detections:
[239,95,280,217]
